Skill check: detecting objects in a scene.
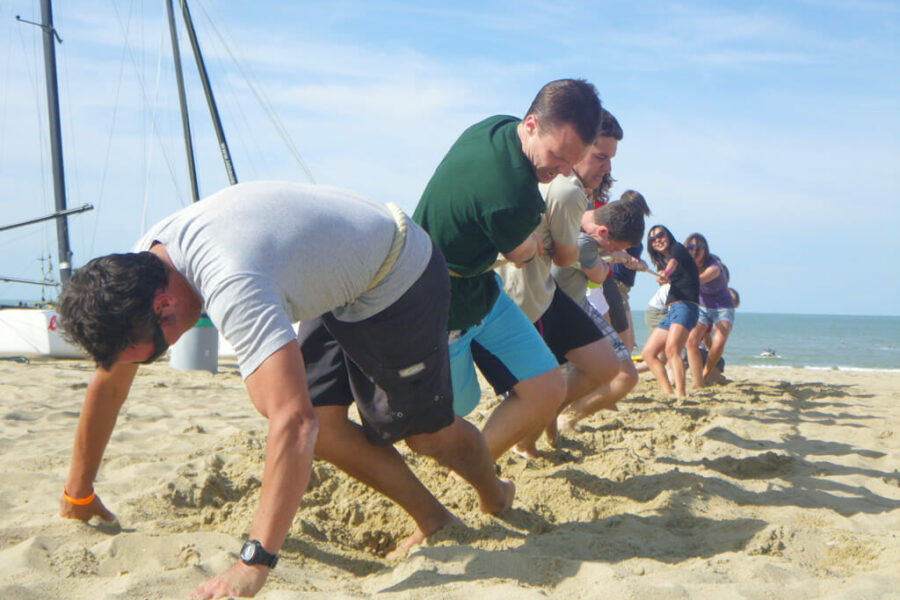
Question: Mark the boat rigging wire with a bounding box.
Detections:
[199,0,315,183]
[108,0,186,213]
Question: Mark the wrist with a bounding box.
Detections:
[240,539,279,569]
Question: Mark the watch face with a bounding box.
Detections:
[240,542,256,562]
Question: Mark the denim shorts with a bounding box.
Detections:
[698,306,735,326]
[657,301,700,331]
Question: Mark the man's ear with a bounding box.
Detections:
[522,113,539,135]
[152,290,175,320]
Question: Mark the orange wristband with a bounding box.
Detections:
[63,488,95,506]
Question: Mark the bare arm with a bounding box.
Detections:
[582,259,610,285]
[698,264,721,285]
[502,232,541,268]
[190,340,318,599]
[60,362,138,521]
[656,257,679,284]
[551,241,578,268]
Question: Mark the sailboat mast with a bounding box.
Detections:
[39,0,72,286]
[179,0,238,186]
[166,0,200,202]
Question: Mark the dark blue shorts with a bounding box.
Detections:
[298,246,455,446]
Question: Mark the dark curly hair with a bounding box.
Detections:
[57,252,169,369]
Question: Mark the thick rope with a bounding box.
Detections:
[365,203,407,292]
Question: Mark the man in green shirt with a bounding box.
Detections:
[413,79,601,461]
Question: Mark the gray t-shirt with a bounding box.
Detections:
[498,174,586,322]
[552,232,601,304]
[134,181,432,378]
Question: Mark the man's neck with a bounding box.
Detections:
[149,243,203,335]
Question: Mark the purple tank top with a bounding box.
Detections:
[699,258,733,309]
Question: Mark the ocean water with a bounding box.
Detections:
[631,312,900,372]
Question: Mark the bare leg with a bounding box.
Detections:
[313,405,456,554]
[642,327,673,395]
[621,306,636,354]
[405,416,515,515]
[686,324,707,390]
[560,358,638,431]
[515,339,619,455]
[481,368,565,461]
[664,323,691,397]
[702,321,733,381]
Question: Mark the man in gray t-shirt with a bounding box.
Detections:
[55,181,513,599]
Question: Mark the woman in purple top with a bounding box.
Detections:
[684,233,735,389]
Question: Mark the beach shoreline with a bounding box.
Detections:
[2,360,898,599]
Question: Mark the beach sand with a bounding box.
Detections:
[1,360,898,599]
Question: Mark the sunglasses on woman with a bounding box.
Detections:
[649,231,667,242]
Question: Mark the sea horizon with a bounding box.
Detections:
[632,311,900,373]
[3,303,898,372]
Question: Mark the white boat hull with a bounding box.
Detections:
[0,308,87,359]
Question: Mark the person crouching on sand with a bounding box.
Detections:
[55,181,514,600]
[640,225,700,397]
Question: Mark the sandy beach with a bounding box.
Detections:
[1,359,898,599]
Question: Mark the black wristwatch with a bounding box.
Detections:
[239,539,278,568]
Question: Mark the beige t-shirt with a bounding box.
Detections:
[498,174,587,322]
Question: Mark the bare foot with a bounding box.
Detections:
[512,443,541,459]
[385,512,463,560]
[544,418,560,448]
[557,412,578,435]
[479,477,515,515]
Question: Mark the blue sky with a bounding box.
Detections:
[1,0,898,315]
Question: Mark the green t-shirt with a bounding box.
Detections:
[413,116,545,330]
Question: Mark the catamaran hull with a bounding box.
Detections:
[0,308,86,358]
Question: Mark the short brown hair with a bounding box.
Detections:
[525,79,601,144]
[57,252,168,369]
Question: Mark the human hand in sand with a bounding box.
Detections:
[189,562,268,600]
[59,490,116,523]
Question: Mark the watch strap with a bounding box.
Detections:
[240,539,278,568]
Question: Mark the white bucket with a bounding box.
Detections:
[169,314,218,374]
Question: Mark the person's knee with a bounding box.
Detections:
[664,345,682,363]
[405,418,471,458]
[311,406,348,458]
[405,423,450,457]
[570,341,618,384]
[404,431,440,456]
[516,369,565,415]
[619,360,639,390]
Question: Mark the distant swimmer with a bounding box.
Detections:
[760,348,779,358]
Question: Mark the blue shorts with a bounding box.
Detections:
[698,306,735,326]
[658,301,700,331]
[473,286,604,396]
[449,285,558,416]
